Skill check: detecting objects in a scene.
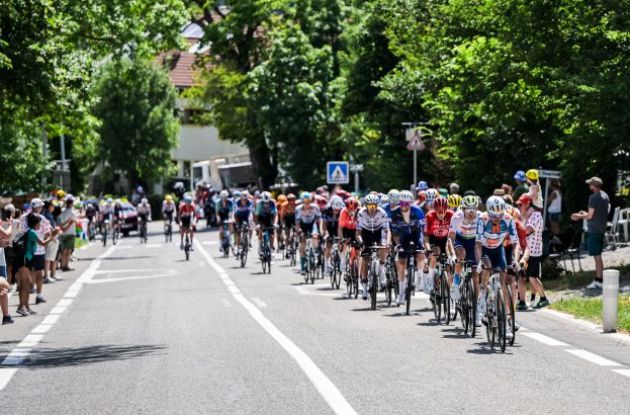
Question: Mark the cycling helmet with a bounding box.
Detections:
[345,197,359,210]
[438,188,449,198]
[233,190,242,198]
[416,181,428,191]
[526,169,539,181]
[56,190,66,198]
[137,186,144,193]
[387,189,400,205]
[514,170,526,182]
[486,196,506,218]
[141,198,148,205]
[287,193,296,201]
[277,194,287,203]
[449,183,460,194]
[107,198,113,204]
[220,190,229,199]
[364,193,380,206]
[241,190,249,198]
[447,194,462,209]
[434,196,448,212]
[301,192,312,201]
[183,195,192,204]
[330,196,345,210]
[461,194,478,209]
[336,189,349,200]
[165,195,173,202]
[399,190,414,203]
[380,195,389,204]
[174,182,184,190]
[262,191,272,203]
[425,188,439,203]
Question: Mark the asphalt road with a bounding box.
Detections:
[1,222,629,414]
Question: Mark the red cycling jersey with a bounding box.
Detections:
[179,202,196,218]
[339,207,358,230]
[424,210,453,239]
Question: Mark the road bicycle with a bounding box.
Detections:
[236,222,249,268]
[287,229,298,267]
[482,268,511,353]
[305,237,317,284]
[138,216,148,244]
[101,219,109,247]
[316,238,325,279]
[430,252,451,324]
[221,221,232,258]
[329,237,342,290]
[183,232,191,261]
[456,260,477,338]
[87,219,97,242]
[401,243,422,315]
[112,220,120,245]
[384,248,398,307]
[365,244,387,310]
[260,226,273,274]
[164,216,173,243]
[344,241,360,299]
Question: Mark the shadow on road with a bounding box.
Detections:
[23,344,167,368]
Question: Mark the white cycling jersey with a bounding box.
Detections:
[296,204,321,224]
[449,209,480,240]
[356,207,389,232]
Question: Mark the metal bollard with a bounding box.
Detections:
[602,269,619,332]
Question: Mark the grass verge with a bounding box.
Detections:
[550,295,630,333]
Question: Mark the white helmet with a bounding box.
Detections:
[380,195,389,204]
[399,190,414,203]
[141,198,148,205]
[486,196,506,218]
[425,188,439,203]
[220,190,229,199]
[364,193,380,205]
[261,191,272,203]
[387,189,400,205]
[330,195,345,210]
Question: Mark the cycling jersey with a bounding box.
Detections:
[424,210,453,239]
[476,212,518,249]
[356,207,389,232]
[255,201,277,219]
[137,204,151,220]
[448,210,479,240]
[281,202,296,217]
[321,207,340,237]
[390,206,424,250]
[101,205,113,221]
[179,202,196,218]
[296,204,321,225]
[234,199,254,220]
[216,199,233,220]
[113,205,123,219]
[162,201,176,214]
[339,208,358,231]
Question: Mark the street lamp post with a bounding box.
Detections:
[350,163,363,194]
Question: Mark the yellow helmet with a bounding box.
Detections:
[165,195,173,202]
[526,169,539,181]
[447,194,462,209]
[56,190,66,198]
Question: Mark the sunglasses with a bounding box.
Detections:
[366,203,377,208]
[399,201,411,208]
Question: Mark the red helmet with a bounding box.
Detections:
[417,191,426,203]
[345,197,359,211]
[434,196,449,212]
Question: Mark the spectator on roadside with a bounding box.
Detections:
[516,194,549,309]
[513,170,529,201]
[501,183,513,196]
[43,200,60,283]
[131,185,144,206]
[0,213,12,324]
[3,204,20,286]
[20,198,50,305]
[547,180,562,237]
[0,276,12,324]
[571,177,610,289]
[526,169,544,209]
[449,182,460,195]
[59,195,77,272]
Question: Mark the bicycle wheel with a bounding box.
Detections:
[240,244,248,268]
[442,272,451,325]
[334,255,341,289]
[330,258,337,289]
[309,252,316,284]
[370,267,377,310]
[508,287,516,346]
[352,262,359,299]
[345,261,353,298]
[461,280,470,334]
[102,229,107,247]
[497,288,507,353]
[262,256,267,274]
[433,275,441,322]
[405,266,413,315]
[470,283,477,338]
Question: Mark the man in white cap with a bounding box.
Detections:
[571,177,610,289]
[59,195,77,272]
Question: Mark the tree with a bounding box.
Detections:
[93,58,179,186]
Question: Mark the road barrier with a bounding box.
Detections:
[602,269,619,332]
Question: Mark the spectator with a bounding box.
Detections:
[516,194,549,309]
[131,185,144,206]
[547,180,562,236]
[0,276,12,324]
[0,213,13,324]
[513,170,529,201]
[43,200,60,283]
[3,204,20,286]
[20,198,50,305]
[571,177,610,289]
[526,169,543,209]
[501,183,513,196]
[449,182,460,195]
[59,195,77,272]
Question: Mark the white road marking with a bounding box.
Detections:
[0,369,18,389]
[613,369,630,378]
[566,349,622,367]
[522,332,569,347]
[202,241,218,245]
[251,297,268,308]
[95,268,164,274]
[196,240,357,415]
[0,245,117,390]
[87,273,174,284]
[145,244,162,248]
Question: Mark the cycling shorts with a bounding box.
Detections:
[429,235,448,255]
[234,215,250,230]
[257,215,274,228]
[361,228,384,257]
[180,216,192,229]
[299,221,318,237]
[283,214,296,229]
[454,236,476,266]
[481,246,507,272]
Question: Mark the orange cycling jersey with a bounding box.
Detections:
[339,207,358,230]
[281,201,296,217]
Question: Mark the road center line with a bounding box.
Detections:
[195,240,357,415]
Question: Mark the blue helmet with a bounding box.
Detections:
[416,180,428,191]
[301,192,312,201]
[183,195,192,204]
[514,170,526,182]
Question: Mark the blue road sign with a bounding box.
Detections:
[327,161,349,184]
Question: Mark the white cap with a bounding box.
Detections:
[31,198,44,208]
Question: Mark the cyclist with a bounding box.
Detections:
[275,194,288,251]
[280,193,298,259]
[423,188,439,212]
[296,192,323,275]
[338,196,360,275]
[113,200,124,235]
[423,196,453,299]
[475,196,520,328]
[215,190,234,250]
[255,192,277,254]
[234,191,254,254]
[85,201,99,239]
[389,190,425,305]
[137,198,151,237]
[447,194,480,315]
[162,195,176,224]
[178,194,197,250]
[384,189,400,218]
[356,193,389,300]
[322,195,344,276]
[100,198,114,235]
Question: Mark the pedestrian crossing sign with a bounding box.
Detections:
[327,161,349,184]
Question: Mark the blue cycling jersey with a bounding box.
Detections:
[390,206,425,246]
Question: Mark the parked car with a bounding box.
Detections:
[120,202,138,236]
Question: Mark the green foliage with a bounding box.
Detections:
[93,58,180,184]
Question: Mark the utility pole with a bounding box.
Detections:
[350,164,363,194]
[60,133,67,190]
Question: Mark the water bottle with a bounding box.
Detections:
[454,274,461,286]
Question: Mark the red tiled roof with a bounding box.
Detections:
[162,51,198,88]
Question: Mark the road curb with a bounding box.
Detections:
[539,308,630,346]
